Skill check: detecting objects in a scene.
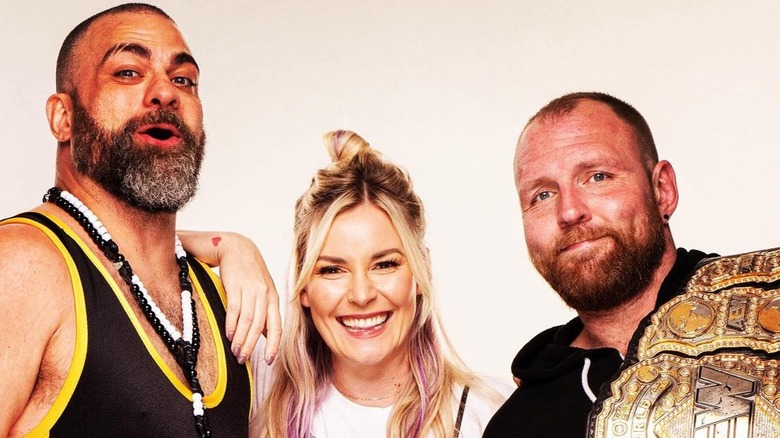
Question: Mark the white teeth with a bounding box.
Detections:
[341,313,388,328]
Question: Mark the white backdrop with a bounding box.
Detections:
[1,1,778,383]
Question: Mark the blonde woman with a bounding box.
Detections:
[255,130,512,437]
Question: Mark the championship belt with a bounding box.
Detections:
[589,248,780,438]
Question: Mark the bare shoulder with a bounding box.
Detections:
[0,220,73,294]
[0,219,75,435]
[0,218,74,333]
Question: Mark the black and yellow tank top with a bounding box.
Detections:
[4,212,253,437]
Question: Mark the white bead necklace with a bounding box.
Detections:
[45,187,211,437]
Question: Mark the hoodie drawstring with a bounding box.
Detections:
[581,357,597,402]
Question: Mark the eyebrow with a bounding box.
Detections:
[371,249,404,260]
[519,156,630,197]
[173,52,200,72]
[518,175,555,196]
[100,43,149,66]
[316,255,347,264]
[316,248,405,264]
[99,43,200,72]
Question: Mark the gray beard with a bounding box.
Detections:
[70,96,206,213]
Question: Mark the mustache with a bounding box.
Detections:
[111,109,204,157]
[554,225,616,254]
[126,110,192,136]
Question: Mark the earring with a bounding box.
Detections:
[663,213,670,222]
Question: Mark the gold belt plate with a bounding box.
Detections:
[591,248,780,438]
[592,353,780,438]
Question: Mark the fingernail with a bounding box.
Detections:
[266,354,275,366]
[232,345,240,357]
[227,331,234,341]
[238,354,248,364]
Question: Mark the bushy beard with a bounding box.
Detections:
[529,196,666,312]
[70,96,206,213]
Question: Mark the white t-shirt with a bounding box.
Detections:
[309,378,514,438]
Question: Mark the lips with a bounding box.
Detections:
[556,225,615,254]
[561,236,605,253]
[135,123,182,148]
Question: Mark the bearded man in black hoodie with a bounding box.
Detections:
[485,92,779,437]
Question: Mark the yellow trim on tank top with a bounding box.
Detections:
[0,216,88,438]
[36,212,229,406]
[198,260,255,416]
[187,259,228,406]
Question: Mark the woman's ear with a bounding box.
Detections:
[300,290,310,307]
[46,93,74,143]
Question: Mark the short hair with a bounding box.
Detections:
[56,3,172,93]
[525,91,659,174]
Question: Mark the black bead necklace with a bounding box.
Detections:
[44,187,212,437]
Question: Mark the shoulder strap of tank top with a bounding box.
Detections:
[454,385,470,437]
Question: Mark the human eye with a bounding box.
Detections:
[589,172,609,183]
[172,76,198,88]
[532,190,552,204]
[375,258,401,272]
[115,69,141,80]
[315,265,343,278]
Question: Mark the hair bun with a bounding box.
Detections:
[323,130,373,163]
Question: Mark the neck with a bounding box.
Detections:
[43,175,179,281]
[572,244,678,356]
[331,357,410,407]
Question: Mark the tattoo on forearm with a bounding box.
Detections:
[212,236,222,247]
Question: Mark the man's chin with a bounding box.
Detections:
[558,255,611,279]
[112,179,197,214]
[122,193,193,214]
[544,263,624,311]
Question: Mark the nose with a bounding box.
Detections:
[144,73,179,110]
[557,186,591,228]
[347,272,377,306]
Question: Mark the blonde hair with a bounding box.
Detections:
[259,131,496,437]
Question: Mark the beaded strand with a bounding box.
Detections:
[44,187,211,437]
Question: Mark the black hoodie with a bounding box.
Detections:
[483,248,714,438]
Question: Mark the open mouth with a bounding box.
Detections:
[137,124,182,146]
[144,126,176,140]
[339,312,391,331]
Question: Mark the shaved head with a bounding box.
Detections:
[56,3,172,94]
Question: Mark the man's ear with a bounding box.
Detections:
[46,93,74,143]
[652,160,679,219]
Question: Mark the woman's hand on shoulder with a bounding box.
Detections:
[177,231,281,365]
